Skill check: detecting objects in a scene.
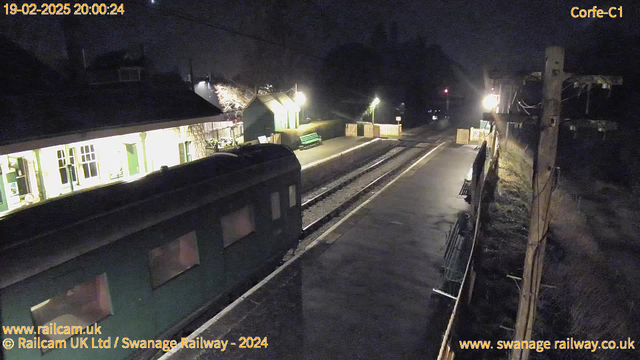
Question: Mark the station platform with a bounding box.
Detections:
[294,136,373,167]
[162,143,477,360]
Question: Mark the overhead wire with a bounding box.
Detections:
[123,0,385,102]
[125,0,490,105]
[124,0,325,61]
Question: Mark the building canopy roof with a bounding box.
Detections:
[0,84,222,149]
[247,92,300,114]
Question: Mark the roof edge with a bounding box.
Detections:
[0,116,218,155]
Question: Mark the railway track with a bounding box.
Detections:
[300,125,447,213]
[300,145,411,211]
[300,139,446,239]
[151,130,451,360]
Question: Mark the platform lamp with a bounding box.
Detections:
[294,83,306,127]
[371,97,380,125]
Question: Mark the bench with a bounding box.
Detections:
[299,132,322,149]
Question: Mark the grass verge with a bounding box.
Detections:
[455,141,639,360]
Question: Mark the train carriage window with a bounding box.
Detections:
[289,184,297,208]
[221,205,255,247]
[271,192,281,220]
[30,274,112,342]
[149,231,199,288]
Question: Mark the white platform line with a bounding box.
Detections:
[306,141,448,249]
[300,138,380,171]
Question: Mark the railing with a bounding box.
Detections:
[443,213,471,284]
[438,130,500,360]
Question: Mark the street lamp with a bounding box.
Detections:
[294,91,306,106]
[294,91,306,126]
[482,94,499,111]
[371,97,380,124]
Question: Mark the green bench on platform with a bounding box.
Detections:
[299,132,322,149]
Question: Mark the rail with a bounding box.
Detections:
[301,146,411,211]
[300,142,444,239]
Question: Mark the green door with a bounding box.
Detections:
[0,171,8,212]
[126,144,140,176]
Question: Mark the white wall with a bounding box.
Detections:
[1,122,213,217]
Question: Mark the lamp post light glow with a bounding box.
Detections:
[294,91,306,106]
[482,94,499,111]
[294,91,306,128]
[371,97,380,124]
[444,88,449,110]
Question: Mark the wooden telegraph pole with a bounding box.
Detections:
[511,46,564,360]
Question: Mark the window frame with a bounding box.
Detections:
[288,184,297,208]
[270,191,281,220]
[79,144,99,180]
[179,141,193,164]
[149,231,200,289]
[57,148,78,186]
[221,204,256,248]
[15,157,31,195]
[30,273,113,346]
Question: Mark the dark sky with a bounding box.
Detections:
[3,0,639,81]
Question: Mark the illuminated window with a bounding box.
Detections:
[79,145,98,179]
[149,231,199,288]
[221,205,255,247]
[57,149,77,185]
[289,184,297,208]
[30,274,112,342]
[57,150,68,184]
[179,141,193,164]
[271,192,280,220]
[69,148,77,177]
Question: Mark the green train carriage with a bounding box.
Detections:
[0,144,301,360]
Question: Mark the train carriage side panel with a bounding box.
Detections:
[0,145,301,360]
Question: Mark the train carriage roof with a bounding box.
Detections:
[0,144,299,289]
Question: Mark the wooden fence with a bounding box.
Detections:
[345,123,358,137]
[470,127,491,143]
[363,124,380,138]
[377,124,402,137]
[360,123,401,138]
[456,129,470,144]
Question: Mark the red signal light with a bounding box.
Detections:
[444,89,449,94]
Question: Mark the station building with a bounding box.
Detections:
[0,86,222,217]
[242,92,301,142]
